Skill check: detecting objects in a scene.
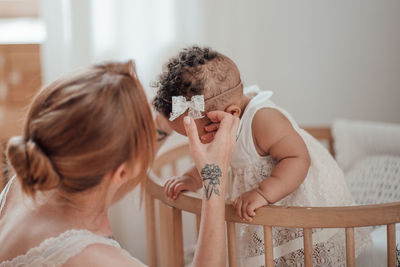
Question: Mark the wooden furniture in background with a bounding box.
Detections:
[0,44,41,105]
[0,43,42,189]
[0,0,39,18]
[145,127,400,267]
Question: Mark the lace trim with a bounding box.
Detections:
[397,244,400,266]
[0,229,120,267]
[0,175,16,217]
[242,227,371,267]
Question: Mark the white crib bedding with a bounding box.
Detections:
[356,224,399,267]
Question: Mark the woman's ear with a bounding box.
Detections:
[110,163,128,185]
[225,104,241,118]
[110,161,142,185]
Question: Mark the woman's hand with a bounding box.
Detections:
[187,111,239,267]
[183,111,239,192]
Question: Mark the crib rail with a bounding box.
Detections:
[146,175,400,267]
[145,127,400,267]
[147,174,400,228]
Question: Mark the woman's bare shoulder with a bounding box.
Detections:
[63,243,146,267]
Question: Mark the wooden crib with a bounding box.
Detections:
[145,127,400,267]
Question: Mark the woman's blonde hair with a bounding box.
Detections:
[6,60,155,197]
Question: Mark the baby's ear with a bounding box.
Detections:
[225,104,241,118]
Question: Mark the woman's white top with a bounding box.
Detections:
[0,176,146,267]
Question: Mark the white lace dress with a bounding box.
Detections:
[226,86,371,267]
[0,177,146,267]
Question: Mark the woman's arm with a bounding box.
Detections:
[183,112,239,267]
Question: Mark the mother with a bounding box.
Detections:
[0,60,239,266]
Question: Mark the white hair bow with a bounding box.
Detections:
[169,95,205,121]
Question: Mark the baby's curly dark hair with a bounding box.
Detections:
[153,46,240,117]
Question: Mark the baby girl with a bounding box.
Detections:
[153,46,369,266]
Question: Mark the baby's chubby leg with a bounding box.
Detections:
[163,166,202,200]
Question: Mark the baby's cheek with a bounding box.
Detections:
[167,118,187,136]
[194,117,210,137]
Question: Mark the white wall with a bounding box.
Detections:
[42,0,400,125]
[40,0,400,264]
[195,0,400,125]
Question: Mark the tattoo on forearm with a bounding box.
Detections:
[200,164,222,200]
[156,129,168,142]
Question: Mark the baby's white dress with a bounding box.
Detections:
[0,176,147,267]
[226,86,370,267]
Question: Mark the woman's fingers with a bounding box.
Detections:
[183,116,202,152]
[208,112,236,142]
[200,132,216,143]
[205,123,220,132]
[207,111,232,123]
[231,116,240,138]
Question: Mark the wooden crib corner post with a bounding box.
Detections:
[145,191,157,267]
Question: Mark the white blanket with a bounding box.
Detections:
[332,119,400,172]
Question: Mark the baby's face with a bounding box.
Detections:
[166,111,212,143]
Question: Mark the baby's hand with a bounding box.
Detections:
[232,189,269,222]
[164,175,202,200]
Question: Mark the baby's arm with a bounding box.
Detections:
[233,108,311,221]
[254,108,311,203]
[164,166,203,200]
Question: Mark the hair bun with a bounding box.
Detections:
[7,136,61,196]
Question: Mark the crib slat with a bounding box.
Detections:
[145,192,157,267]
[303,228,313,267]
[227,222,238,267]
[196,214,201,238]
[159,202,174,267]
[345,228,355,267]
[263,226,274,267]
[159,203,184,267]
[387,223,396,267]
[171,161,178,176]
[173,207,184,267]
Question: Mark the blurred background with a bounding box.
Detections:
[0,0,399,264]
